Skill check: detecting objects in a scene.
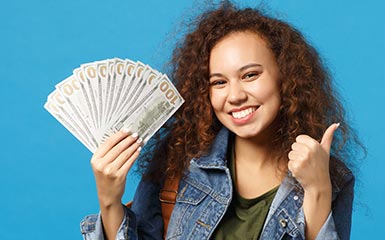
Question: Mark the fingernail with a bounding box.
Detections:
[121,128,130,133]
[335,122,341,129]
[131,132,138,138]
[137,137,143,144]
[137,146,142,152]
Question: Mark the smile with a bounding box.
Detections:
[231,107,258,119]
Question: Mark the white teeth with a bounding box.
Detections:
[232,107,257,119]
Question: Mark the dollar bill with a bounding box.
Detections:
[44,58,184,153]
[81,62,102,129]
[111,61,147,124]
[55,75,93,131]
[46,91,97,151]
[111,74,184,143]
[96,60,109,126]
[73,67,97,130]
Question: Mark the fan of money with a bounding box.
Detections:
[44,58,184,153]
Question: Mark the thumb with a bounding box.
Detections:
[320,123,340,153]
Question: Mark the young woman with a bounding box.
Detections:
[81,2,361,239]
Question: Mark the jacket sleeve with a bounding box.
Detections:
[80,205,137,240]
[315,173,355,240]
[80,178,164,240]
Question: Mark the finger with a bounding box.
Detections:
[320,123,340,153]
[287,160,297,177]
[103,133,139,163]
[93,129,131,158]
[291,142,308,152]
[288,150,303,161]
[295,134,318,145]
[118,146,142,176]
[111,140,142,170]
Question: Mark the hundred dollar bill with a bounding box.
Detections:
[55,75,94,133]
[74,67,97,130]
[104,59,117,125]
[97,61,144,140]
[106,64,160,136]
[112,59,136,122]
[50,89,98,148]
[44,100,95,152]
[110,61,146,125]
[81,62,102,129]
[105,58,131,131]
[96,60,109,126]
[45,58,185,152]
[111,74,184,143]
[46,91,97,151]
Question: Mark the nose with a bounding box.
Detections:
[228,81,247,105]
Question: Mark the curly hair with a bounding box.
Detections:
[139,1,363,182]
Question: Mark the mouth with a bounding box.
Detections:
[231,106,259,119]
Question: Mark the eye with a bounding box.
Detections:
[209,79,227,86]
[242,71,261,80]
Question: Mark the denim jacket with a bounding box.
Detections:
[81,128,354,240]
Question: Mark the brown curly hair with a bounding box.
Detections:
[139,1,363,182]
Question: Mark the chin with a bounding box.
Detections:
[229,128,261,139]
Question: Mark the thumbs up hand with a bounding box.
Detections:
[288,123,340,193]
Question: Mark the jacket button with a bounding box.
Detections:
[293,195,299,201]
[279,219,288,228]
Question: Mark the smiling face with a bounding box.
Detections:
[209,31,281,140]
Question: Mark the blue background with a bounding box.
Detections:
[1,0,384,239]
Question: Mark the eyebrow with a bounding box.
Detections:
[209,63,262,78]
[239,63,262,72]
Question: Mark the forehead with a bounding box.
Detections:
[209,31,276,71]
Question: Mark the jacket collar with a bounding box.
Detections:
[191,127,230,169]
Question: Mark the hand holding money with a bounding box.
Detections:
[44,58,185,152]
[91,129,141,206]
[89,129,143,240]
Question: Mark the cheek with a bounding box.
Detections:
[254,84,281,115]
[255,83,280,103]
[269,93,282,117]
[209,90,224,111]
[209,98,220,113]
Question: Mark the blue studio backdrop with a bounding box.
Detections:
[1,0,384,239]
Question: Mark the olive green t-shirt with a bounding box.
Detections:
[212,143,279,239]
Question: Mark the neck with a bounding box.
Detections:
[234,135,275,168]
[232,134,284,198]
[234,118,280,167]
